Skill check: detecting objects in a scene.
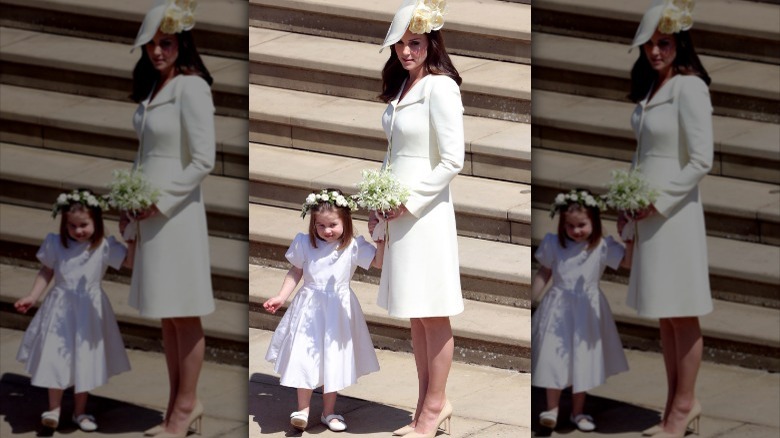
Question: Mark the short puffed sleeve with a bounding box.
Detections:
[535,233,557,269]
[104,236,128,270]
[285,233,307,269]
[352,236,377,270]
[36,233,59,269]
[602,236,625,271]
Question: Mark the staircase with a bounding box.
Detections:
[247,0,533,371]
[532,0,780,370]
[0,0,250,365]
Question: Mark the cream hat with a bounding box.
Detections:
[631,0,695,48]
[132,0,197,51]
[380,0,447,52]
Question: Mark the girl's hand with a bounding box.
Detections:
[132,205,159,221]
[632,204,657,221]
[14,296,36,314]
[368,211,379,236]
[617,211,628,236]
[383,205,408,221]
[263,296,285,314]
[119,212,131,236]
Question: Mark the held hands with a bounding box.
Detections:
[14,296,36,314]
[263,296,285,314]
[131,204,159,221]
[631,204,657,221]
[383,205,408,221]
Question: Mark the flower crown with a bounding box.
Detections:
[549,189,606,218]
[301,189,358,219]
[658,0,694,35]
[51,189,108,218]
[409,0,447,35]
[160,0,197,35]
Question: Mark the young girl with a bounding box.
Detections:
[531,189,632,432]
[263,188,384,432]
[15,189,135,432]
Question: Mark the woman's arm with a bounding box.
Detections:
[154,76,216,217]
[653,76,714,217]
[263,266,303,314]
[403,77,465,218]
[14,266,54,314]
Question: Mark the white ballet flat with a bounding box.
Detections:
[290,410,308,430]
[73,414,98,432]
[570,413,596,432]
[321,414,347,432]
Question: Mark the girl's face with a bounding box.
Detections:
[563,209,593,243]
[314,210,344,243]
[65,209,95,243]
[394,29,429,75]
[643,30,677,78]
[145,30,179,77]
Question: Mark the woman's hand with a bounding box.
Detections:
[132,204,160,221]
[263,296,285,314]
[14,296,36,314]
[632,204,658,221]
[383,205,408,221]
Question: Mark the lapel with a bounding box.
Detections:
[644,75,679,110]
[145,75,180,110]
[395,75,429,109]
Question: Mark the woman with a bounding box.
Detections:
[123,0,215,436]
[369,1,464,437]
[620,0,713,436]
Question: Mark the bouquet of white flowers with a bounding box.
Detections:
[106,168,160,241]
[354,167,409,240]
[603,168,658,240]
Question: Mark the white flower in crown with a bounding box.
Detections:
[409,0,447,35]
[300,189,358,219]
[51,189,108,218]
[306,193,316,204]
[160,0,197,35]
[549,189,605,218]
[658,0,694,35]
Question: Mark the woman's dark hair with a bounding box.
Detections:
[131,30,213,102]
[556,202,603,251]
[58,202,105,251]
[629,30,711,102]
[307,189,355,251]
[379,30,462,103]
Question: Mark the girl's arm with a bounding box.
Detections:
[620,240,634,269]
[531,266,552,304]
[122,240,136,269]
[371,240,385,269]
[263,266,303,314]
[14,266,54,314]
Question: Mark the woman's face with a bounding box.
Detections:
[394,29,429,75]
[145,30,179,77]
[563,209,593,243]
[643,30,677,78]
[314,210,344,243]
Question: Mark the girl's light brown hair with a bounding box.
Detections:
[556,203,603,251]
[307,189,355,251]
[58,203,105,251]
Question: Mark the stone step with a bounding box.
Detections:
[0,26,248,118]
[249,264,531,371]
[0,0,249,59]
[0,84,248,179]
[532,90,780,185]
[0,264,248,366]
[533,32,780,124]
[249,142,530,246]
[532,273,780,371]
[248,27,530,122]
[532,0,780,64]
[249,85,529,184]
[0,143,248,240]
[249,0,531,64]
[531,208,780,309]
[532,148,780,246]
[0,203,248,300]
[248,203,531,309]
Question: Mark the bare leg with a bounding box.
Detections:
[322,391,338,418]
[161,319,180,426]
[571,392,587,417]
[408,318,429,427]
[659,319,678,425]
[662,317,702,435]
[545,388,562,412]
[73,392,89,417]
[164,317,205,435]
[412,317,454,434]
[297,388,313,412]
[47,388,64,411]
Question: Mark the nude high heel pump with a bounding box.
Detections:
[652,400,701,438]
[393,400,453,436]
[154,401,204,437]
[403,400,453,438]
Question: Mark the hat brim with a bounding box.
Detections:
[132,0,167,51]
[380,0,419,52]
[630,0,665,49]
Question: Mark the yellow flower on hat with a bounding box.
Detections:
[159,0,197,35]
[658,0,694,34]
[408,0,446,35]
